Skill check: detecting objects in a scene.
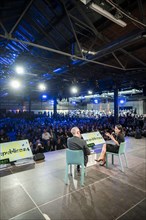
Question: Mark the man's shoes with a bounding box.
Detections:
[99,161,106,166]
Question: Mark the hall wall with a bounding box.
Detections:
[0,100,145,115]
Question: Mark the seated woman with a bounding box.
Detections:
[96,124,125,166]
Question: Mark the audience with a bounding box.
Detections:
[0,110,145,155]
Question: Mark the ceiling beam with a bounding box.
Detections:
[0,34,124,70]
[120,48,146,66]
[137,0,146,24]
[80,30,146,67]
[69,13,100,36]
[25,15,60,50]
[9,0,34,35]
[0,22,8,35]
[61,0,84,58]
[33,1,70,45]
[112,52,125,69]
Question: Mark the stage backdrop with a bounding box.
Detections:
[82,131,105,147]
[0,139,33,162]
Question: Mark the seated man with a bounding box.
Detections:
[67,127,90,172]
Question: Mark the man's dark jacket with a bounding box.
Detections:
[67,136,90,166]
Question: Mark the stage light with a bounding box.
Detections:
[10,80,21,89]
[119,97,126,104]
[94,99,98,104]
[50,100,54,104]
[41,94,48,102]
[38,83,46,91]
[88,90,93,94]
[15,66,24,74]
[120,99,124,104]
[42,95,47,99]
[71,86,78,94]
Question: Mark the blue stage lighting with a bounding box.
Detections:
[119,97,126,104]
[53,68,62,73]
[42,95,47,99]
[50,100,54,104]
[94,99,98,104]
[41,94,48,102]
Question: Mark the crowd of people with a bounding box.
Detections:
[0,109,146,155]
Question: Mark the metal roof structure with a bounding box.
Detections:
[0,0,146,101]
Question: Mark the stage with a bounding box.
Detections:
[0,137,146,220]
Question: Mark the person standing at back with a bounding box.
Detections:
[42,129,51,152]
[67,127,90,172]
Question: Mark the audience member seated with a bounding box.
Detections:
[35,139,44,153]
[0,129,10,143]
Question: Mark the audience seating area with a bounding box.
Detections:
[0,110,146,151]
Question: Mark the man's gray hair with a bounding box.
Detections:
[71,127,79,136]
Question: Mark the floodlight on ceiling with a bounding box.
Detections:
[38,83,46,91]
[94,99,98,104]
[15,66,24,74]
[119,97,126,105]
[42,95,47,99]
[89,3,127,27]
[82,49,96,55]
[88,90,93,95]
[10,80,21,89]
[71,86,78,94]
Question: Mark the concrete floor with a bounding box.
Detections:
[0,137,146,220]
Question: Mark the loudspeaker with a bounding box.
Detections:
[33,153,45,161]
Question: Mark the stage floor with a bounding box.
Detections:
[0,137,146,220]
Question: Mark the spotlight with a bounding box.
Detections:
[94,99,98,104]
[119,97,126,104]
[71,86,78,94]
[50,100,54,104]
[120,99,124,104]
[41,94,48,102]
[88,90,93,95]
[42,95,47,99]
[38,83,46,91]
[10,80,21,89]
[15,66,24,74]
